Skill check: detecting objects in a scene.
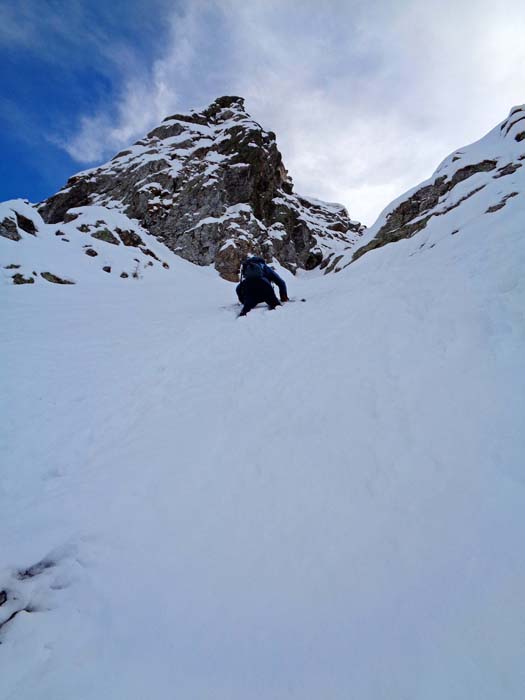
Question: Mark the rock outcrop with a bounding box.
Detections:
[38,96,363,280]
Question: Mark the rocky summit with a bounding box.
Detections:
[37,96,364,281]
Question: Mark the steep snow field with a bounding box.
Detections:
[2,206,525,698]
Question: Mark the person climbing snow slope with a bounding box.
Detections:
[236,256,289,317]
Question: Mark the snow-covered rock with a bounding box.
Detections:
[37,96,364,281]
[0,200,174,286]
[352,104,525,262]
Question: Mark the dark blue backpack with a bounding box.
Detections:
[242,258,265,280]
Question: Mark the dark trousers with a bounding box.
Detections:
[236,278,281,316]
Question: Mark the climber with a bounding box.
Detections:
[236,256,289,317]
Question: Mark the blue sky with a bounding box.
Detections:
[2,0,525,224]
[0,0,173,201]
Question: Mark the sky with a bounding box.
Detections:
[1,0,524,225]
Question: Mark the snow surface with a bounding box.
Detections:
[0,200,173,286]
[2,199,525,698]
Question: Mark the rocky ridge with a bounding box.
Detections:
[34,96,363,282]
[351,104,525,262]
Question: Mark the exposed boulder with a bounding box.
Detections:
[41,272,75,284]
[117,229,144,247]
[0,204,40,243]
[0,216,22,241]
[15,213,37,235]
[12,273,35,284]
[91,229,120,245]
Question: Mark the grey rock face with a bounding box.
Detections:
[353,160,497,261]
[39,96,363,280]
[0,216,22,241]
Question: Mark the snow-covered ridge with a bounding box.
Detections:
[351,104,525,263]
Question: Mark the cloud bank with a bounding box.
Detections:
[57,0,525,224]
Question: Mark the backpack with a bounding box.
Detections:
[242,258,265,280]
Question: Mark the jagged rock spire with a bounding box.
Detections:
[38,96,363,280]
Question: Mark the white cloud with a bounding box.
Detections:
[226,0,525,223]
[60,0,525,224]
[59,5,201,162]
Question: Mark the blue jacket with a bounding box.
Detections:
[244,257,288,299]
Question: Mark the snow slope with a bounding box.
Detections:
[2,192,524,698]
[0,200,174,286]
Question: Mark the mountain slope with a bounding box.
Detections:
[35,96,363,281]
[352,104,525,262]
[2,173,525,698]
[2,105,525,699]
